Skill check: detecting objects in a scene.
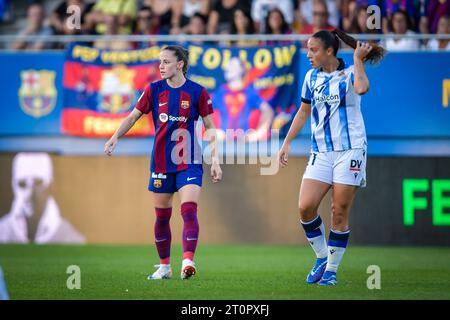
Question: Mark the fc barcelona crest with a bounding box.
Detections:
[153,179,162,188]
[181,100,190,109]
[18,70,57,118]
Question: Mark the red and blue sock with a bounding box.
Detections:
[154,207,172,265]
[181,202,199,261]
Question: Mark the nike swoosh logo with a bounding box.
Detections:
[187,177,196,181]
[155,238,166,243]
[159,102,167,106]
[186,237,197,241]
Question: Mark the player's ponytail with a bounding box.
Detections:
[162,45,189,76]
[312,29,386,65]
[332,29,386,64]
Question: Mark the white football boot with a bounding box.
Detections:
[148,264,172,280]
[180,259,196,280]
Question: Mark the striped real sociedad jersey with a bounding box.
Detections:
[136,79,213,173]
[301,58,367,153]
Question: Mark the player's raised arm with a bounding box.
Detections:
[331,29,386,96]
[279,102,311,168]
[104,108,143,156]
[353,41,372,95]
[202,114,222,183]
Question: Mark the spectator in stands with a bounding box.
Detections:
[184,12,208,43]
[384,9,420,51]
[381,0,421,34]
[419,0,449,35]
[172,0,209,34]
[299,0,335,34]
[427,15,450,51]
[346,5,381,39]
[132,5,160,48]
[91,0,137,35]
[297,0,339,31]
[143,0,177,34]
[230,7,259,46]
[11,2,54,50]
[251,0,294,33]
[264,7,292,45]
[49,0,95,35]
[207,0,242,34]
[94,14,132,50]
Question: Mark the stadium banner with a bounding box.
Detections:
[61,44,161,137]
[0,52,63,135]
[187,44,301,140]
[0,50,449,139]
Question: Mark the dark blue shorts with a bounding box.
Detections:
[148,165,203,193]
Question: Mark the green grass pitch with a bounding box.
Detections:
[1,244,449,300]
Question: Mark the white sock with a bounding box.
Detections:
[326,229,350,273]
[300,215,327,259]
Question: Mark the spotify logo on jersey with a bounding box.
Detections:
[159,113,168,123]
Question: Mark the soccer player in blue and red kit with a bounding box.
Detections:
[104,45,222,280]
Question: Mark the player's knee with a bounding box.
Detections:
[331,203,349,228]
[181,202,197,217]
[298,203,316,221]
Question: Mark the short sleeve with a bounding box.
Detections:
[135,85,152,114]
[301,71,312,104]
[347,65,355,86]
[198,88,214,117]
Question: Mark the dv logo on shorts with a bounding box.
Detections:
[350,160,362,171]
[153,179,162,188]
[350,159,362,178]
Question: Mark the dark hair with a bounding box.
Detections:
[312,29,386,65]
[161,45,189,76]
[230,8,255,35]
[191,12,208,25]
[390,9,412,32]
[139,5,153,14]
[264,7,289,34]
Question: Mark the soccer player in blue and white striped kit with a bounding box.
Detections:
[279,29,385,285]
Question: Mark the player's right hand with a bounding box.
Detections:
[104,137,117,156]
[278,143,290,168]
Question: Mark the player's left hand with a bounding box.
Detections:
[354,41,373,61]
[211,161,222,183]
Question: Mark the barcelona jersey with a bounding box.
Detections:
[136,79,213,173]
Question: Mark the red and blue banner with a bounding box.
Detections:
[62,44,161,137]
[187,44,301,138]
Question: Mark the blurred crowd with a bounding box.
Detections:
[5,0,450,51]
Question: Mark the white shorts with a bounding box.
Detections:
[302,148,367,187]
